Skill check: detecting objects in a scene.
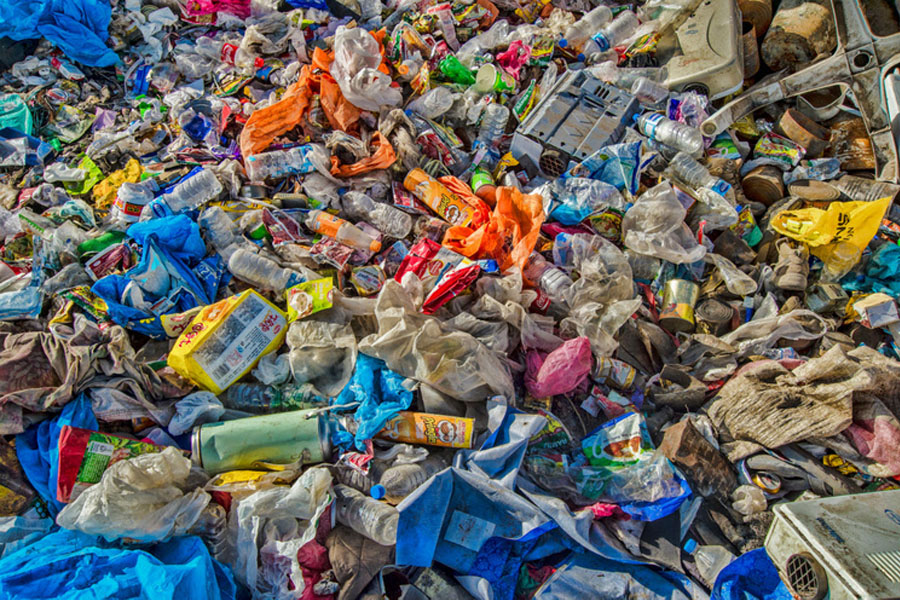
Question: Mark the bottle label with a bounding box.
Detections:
[311,212,344,238]
[220,43,238,65]
[639,112,664,139]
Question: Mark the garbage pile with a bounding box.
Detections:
[1,0,900,598]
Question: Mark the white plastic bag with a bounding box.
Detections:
[622,182,706,264]
[331,27,402,112]
[168,391,226,435]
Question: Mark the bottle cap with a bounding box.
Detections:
[559,38,569,48]
[683,539,697,553]
[370,485,386,500]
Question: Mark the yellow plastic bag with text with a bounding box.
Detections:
[771,196,891,252]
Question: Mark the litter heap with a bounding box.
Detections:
[0,0,899,599]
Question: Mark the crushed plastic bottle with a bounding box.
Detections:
[333,484,398,546]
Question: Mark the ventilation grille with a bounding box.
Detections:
[868,551,900,583]
[786,553,826,600]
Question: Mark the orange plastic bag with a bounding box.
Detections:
[239,46,365,158]
[239,68,313,158]
[330,131,398,177]
[442,186,545,271]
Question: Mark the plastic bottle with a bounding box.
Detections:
[221,381,321,412]
[732,485,767,515]
[113,180,157,224]
[636,113,704,156]
[306,210,382,252]
[407,87,456,119]
[227,248,303,291]
[684,540,735,588]
[198,206,240,256]
[523,252,573,305]
[667,152,733,200]
[475,103,509,150]
[376,456,446,504]
[245,146,317,181]
[559,5,613,53]
[341,191,413,239]
[333,484,398,546]
[591,10,639,51]
[631,76,669,106]
[160,169,223,213]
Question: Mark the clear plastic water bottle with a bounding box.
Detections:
[631,76,669,106]
[341,191,413,239]
[375,456,446,505]
[636,113,704,156]
[199,206,240,255]
[221,381,320,412]
[475,103,509,150]
[523,252,573,306]
[592,10,639,51]
[684,540,735,588]
[306,209,382,252]
[160,169,223,213]
[333,484,398,546]
[227,248,302,291]
[407,87,456,119]
[245,145,317,181]
[559,5,613,53]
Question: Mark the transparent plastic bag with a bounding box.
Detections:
[56,447,210,543]
[622,182,706,264]
[286,317,358,397]
[168,391,226,435]
[358,277,515,402]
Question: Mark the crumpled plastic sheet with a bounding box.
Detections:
[0,0,120,67]
[0,514,53,560]
[333,353,413,451]
[228,466,332,600]
[359,277,515,403]
[0,528,236,600]
[56,447,211,543]
[532,552,694,600]
[0,319,176,435]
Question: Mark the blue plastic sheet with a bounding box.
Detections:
[15,393,97,515]
[533,552,694,599]
[333,353,413,451]
[0,528,236,600]
[844,243,900,297]
[396,468,562,600]
[0,0,119,67]
[712,548,791,600]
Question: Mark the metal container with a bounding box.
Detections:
[658,279,700,333]
[191,409,332,474]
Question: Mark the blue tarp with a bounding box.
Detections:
[712,548,791,600]
[0,528,236,600]
[0,0,119,67]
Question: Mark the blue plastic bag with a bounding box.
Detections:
[15,393,97,515]
[0,0,120,67]
[333,353,413,451]
[0,528,236,600]
[92,215,214,339]
[712,548,791,600]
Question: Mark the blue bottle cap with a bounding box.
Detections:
[370,484,386,500]
[559,38,569,48]
[683,538,697,553]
